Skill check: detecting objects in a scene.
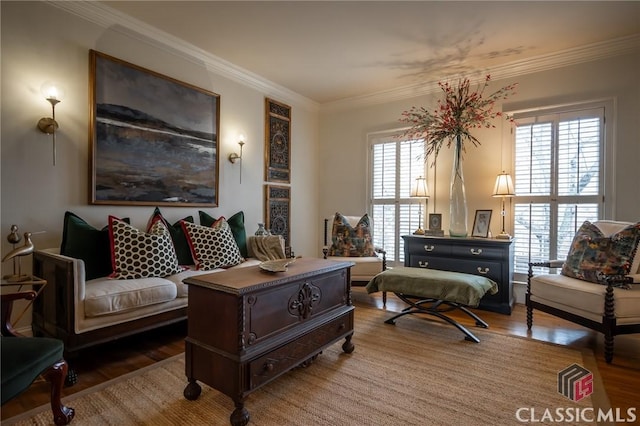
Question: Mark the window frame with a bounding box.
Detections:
[367,129,428,265]
[506,99,615,279]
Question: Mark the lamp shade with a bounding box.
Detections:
[492,172,515,197]
[410,176,429,198]
[40,81,64,102]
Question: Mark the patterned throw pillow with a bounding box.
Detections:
[561,221,640,285]
[147,207,195,266]
[109,216,182,279]
[181,219,244,270]
[328,212,376,257]
[199,211,248,258]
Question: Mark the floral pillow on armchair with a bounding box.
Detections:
[561,221,640,286]
[328,212,377,257]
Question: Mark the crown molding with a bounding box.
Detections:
[47,0,319,112]
[49,1,638,114]
[321,34,640,112]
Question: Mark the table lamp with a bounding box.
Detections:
[410,176,429,235]
[492,172,515,239]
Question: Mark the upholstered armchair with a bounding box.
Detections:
[1,291,75,425]
[323,212,388,304]
[526,220,640,363]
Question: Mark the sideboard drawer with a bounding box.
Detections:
[450,244,504,260]
[249,311,353,388]
[452,259,502,283]
[408,256,452,270]
[406,238,451,256]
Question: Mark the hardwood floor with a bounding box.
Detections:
[2,287,639,422]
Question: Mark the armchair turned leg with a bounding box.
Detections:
[382,291,387,306]
[42,359,75,425]
[604,333,614,364]
[526,305,533,330]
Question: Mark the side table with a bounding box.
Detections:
[0,276,46,336]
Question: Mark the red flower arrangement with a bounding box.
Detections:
[400,75,517,162]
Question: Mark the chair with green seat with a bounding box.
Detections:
[1,291,75,425]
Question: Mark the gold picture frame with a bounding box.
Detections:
[89,50,220,207]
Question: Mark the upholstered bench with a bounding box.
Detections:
[366,267,498,342]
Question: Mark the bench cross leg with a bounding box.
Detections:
[385,293,489,343]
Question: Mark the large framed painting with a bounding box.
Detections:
[264,98,291,183]
[265,184,291,247]
[89,50,220,206]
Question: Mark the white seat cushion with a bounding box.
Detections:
[326,255,383,282]
[530,274,640,325]
[84,276,177,317]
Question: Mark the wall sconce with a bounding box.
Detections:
[36,82,64,166]
[228,135,245,183]
[410,176,429,235]
[492,171,515,239]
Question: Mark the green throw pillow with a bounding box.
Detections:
[147,207,194,266]
[561,221,640,285]
[199,211,247,258]
[60,212,129,281]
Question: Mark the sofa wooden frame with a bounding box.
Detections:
[31,251,187,357]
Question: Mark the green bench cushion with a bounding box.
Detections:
[1,337,64,404]
[366,267,498,307]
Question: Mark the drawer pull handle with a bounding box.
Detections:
[264,362,275,372]
[418,261,429,268]
[470,248,483,255]
[423,245,435,252]
[338,323,345,331]
[477,267,490,274]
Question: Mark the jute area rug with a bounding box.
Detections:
[6,305,610,426]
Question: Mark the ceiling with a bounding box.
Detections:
[102,1,640,105]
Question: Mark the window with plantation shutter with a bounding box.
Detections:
[511,103,610,277]
[369,131,426,264]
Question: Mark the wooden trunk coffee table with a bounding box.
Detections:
[182,258,355,426]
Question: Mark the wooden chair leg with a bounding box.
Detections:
[42,359,75,425]
[604,332,614,364]
[382,291,387,306]
[526,305,533,330]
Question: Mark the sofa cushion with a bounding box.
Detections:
[109,217,182,279]
[328,212,376,257]
[561,221,640,285]
[60,212,129,281]
[199,211,248,258]
[84,276,178,317]
[147,207,194,266]
[182,219,244,270]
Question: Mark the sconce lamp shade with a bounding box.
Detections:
[492,172,515,197]
[40,81,65,102]
[410,176,429,198]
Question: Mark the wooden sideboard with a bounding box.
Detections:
[402,235,515,314]
[182,257,354,426]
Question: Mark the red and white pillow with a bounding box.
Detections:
[181,218,244,270]
[108,216,182,279]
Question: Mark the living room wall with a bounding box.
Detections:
[318,51,640,239]
[0,1,320,279]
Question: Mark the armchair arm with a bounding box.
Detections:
[374,247,387,271]
[1,291,36,337]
